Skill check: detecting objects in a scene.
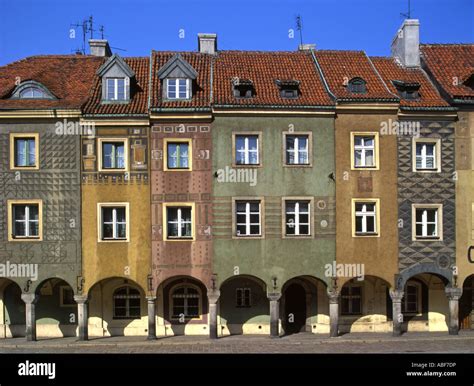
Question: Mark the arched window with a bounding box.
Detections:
[347,77,367,94]
[19,87,47,99]
[171,284,201,319]
[113,286,141,319]
[402,281,421,315]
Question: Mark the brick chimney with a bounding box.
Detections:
[198,33,217,55]
[391,19,420,67]
[89,39,112,57]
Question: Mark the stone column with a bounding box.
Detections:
[74,295,89,341]
[445,287,463,335]
[327,289,340,338]
[208,291,220,339]
[21,294,38,342]
[390,290,404,336]
[268,293,281,338]
[146,296,157,340]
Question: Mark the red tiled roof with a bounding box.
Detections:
[315,50,397,101]
[370,56,450,108]
[421,44,474,101]
[0,55,103,109]
[150,51,212,109]
[213,51,332,107]
[83,57,150,115]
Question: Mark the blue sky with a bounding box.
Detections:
[0,0,472,65]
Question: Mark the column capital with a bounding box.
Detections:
[389,289,404,302]
[74,295,89,304]
[267,292,281,302]
[21,293,38,304]
[445,287,463,301]
[146,296,157,302]
[207,290,220,304]
[327,289,340,303]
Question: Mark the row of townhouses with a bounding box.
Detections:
[0,19,473,341]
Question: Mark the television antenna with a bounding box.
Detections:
[295,15,304,46]
[401,0,412,19]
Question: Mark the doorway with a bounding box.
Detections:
[283,283,306,335]
[460,276,473,330]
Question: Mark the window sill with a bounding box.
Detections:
[351,166,379,171]
[413,169,441,173]
[413,237,441,241]
[10,166,39,171]
[9,237,41,242]
[99,239,129,243]
[283,163,312,168]
[165,238,195,242]
[353,232,379,238]
[233,235,264,240]
[232,163,262,168]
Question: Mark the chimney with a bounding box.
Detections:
[198,33,217,55]
[391,19,420,67]
[89,39,112,57]
[298,43,316,51]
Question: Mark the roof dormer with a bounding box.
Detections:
[157,54,198,100]
[392,80,421,100]
[232,78,254,98]
[9,80,56,100]
[347,77,367,94]
[276,79,300,99]
[97,54,135,103]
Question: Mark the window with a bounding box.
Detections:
[285,135,309,165]
[98,138,128,171]
[402,281,421,314]
[167,78,190,99]
[98,203,129,242]
[166,206,193,240]
[113,286,141,319]
[232,78,254,98]
[352,133,378,169]
[392,80,420,100]
[106,78,126,101]
[276,79,300,99]
[353,199,379,236]
[60,286,75,307]
[234,134,260,166]
[11,203,40,239]
[236,288,251,307]
[10,134,39,170]
[171,285,200,319]
[164,139,192,170]
[19,87,47,99]
[285,200,310,236]
[341,284,362,315]
[235,200,261,237]
[347,77,367,94]
[412,204,442,240]
[413,138,441,172]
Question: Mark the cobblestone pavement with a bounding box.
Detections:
[1,331,474,353]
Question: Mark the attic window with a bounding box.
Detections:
[463,74,474,90]
[347,77,367,94]
[10,81,56,100]
[276,79,300,99]
[232,78,254,98]
[392,80,421,100]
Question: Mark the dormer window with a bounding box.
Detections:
[232,78,254,99]
[166,78,190,99]
[97,54,135,103]
[463,73,474,90]
[392,80,420,100]
[276,79,300,99]
[157,54,198,101]
[106,78,126,101]
[9,81,56,100]
[347,77,367,94]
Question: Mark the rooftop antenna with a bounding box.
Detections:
[295,15,304,46]
[70,15,95,54]
[401,0,412,18]
[99,25,105,39]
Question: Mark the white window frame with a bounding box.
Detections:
[354,135,375,168]
[97,138,129,172]
[412,138,441,173]
[235,135,260,166]
[12,204,39,238]
[106,78,126,101]
[98,203,130,242]
[412,204,443,241]
[285,200,311,236]
[351,132,379,170]
[285,134,310,165]
[352,199,380,237]
[235,200,262,237]
[166,78,190,100]
[167,207,193,239]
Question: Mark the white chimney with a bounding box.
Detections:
[298,43,316,51]
[391,19,420,67]
[89,39,112,57]
[198,33,217,55]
